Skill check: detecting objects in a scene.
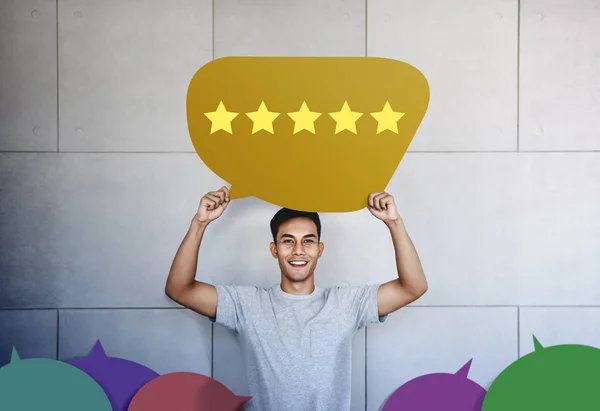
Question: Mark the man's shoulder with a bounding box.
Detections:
[214,283,273,299]
[320,283,382,301]
[322,283,379,293]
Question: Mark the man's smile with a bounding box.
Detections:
[288,260,308,267]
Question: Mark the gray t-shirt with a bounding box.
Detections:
[209,283,387,411]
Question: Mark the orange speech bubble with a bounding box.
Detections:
[186,56,429,212]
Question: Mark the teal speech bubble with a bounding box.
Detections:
[0,347,112,410]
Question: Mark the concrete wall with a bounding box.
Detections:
[1,1,599,410]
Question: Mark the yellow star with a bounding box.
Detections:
[370,101,405,134]
[246,101,280,134]
[328,101,363,134]
[203,101,238,134]
[287,101,322,134]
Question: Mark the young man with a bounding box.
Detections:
[165,186,428,411]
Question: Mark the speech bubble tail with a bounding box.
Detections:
[228,185,251,200]
[89,339,107,358]
[235,395,253,406]
[532,334,544,351]
[10,346,20,363]
[455,358,473,378]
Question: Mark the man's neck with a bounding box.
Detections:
[280,277,315,295]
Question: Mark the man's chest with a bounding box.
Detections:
[244,299,355,360]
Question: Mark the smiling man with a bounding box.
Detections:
[165,186,428,411]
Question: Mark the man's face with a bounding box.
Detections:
[269,217,324,283]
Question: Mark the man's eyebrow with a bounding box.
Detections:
[281,233,317,239]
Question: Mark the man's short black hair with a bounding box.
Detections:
[270,208,321,243]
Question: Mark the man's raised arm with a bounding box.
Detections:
[164,186,230,318]
[366,191,429,317]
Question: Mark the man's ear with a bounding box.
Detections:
[318,242,324,258]
[269,241,277,258]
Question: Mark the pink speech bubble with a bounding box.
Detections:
[127,371,251,411]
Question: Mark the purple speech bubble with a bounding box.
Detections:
[383,359,487,411]
[67,339,160,411]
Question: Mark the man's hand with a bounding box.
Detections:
[367,191,402,224]
[194,186,230,224]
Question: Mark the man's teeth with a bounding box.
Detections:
[290,261,307,265]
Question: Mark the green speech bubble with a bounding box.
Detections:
[482,335,600,410]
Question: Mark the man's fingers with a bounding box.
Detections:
[369,192,388,210]
[210,191,226,203]
[368,193,375,209]
[218,186,230,200]
[216,187,231,203]
[203,198,217,210]
[205,193,223,205]
[368,192,385,209]
[198,188,230,214]
[371,193,382,210]
[378,194,389,210]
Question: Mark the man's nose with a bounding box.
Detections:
[293,243,305,254]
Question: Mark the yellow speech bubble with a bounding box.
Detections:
[186,56,429,212]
